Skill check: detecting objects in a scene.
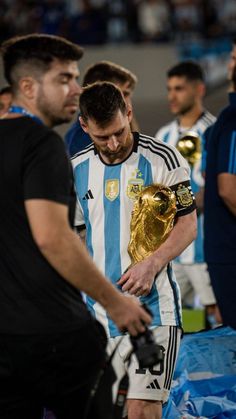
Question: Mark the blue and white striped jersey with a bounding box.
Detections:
[155,111,216,264]
[72,133,195,337]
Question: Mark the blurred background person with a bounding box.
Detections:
[155,61,218,326]
[65,60,139,157]
[67,0,108,45]
[0,85,12,116]
[170,0,203,41]
[137,0,171,43]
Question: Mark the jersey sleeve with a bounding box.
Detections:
[74,200,85,227]
[23,129,71,205]
[161,148,196,216]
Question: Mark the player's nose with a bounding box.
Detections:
[107,136,119,150]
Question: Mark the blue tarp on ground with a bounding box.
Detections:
[44,327,236,418]
[163,326,236,418]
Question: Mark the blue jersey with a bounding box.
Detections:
[72,133,196,337]
[65,117,92,157]
[155,110,216,264]
[204,93,236,264]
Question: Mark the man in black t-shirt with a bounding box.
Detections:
[0,34,151,419]
[204,60,236,330]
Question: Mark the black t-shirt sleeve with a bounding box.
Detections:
[23,129,71,205]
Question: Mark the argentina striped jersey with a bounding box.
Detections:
[72,133,194,337]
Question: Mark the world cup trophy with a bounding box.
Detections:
[128,184,177,264]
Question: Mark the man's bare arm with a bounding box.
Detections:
[25,199,151,335]
[152,209,197,268]
[195,187,204,214]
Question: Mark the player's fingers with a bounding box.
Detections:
[126,320,146,336]
[141,291,150,297]
[117,272,129,285]
[139,283,152,297]
[121,278,136,292]
[131,286,144,296]
[117,277,126,285]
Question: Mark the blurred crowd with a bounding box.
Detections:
[0,0,236,45]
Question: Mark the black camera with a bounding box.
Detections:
[130,304,164,369]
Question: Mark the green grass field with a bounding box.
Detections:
[182,308,206,333]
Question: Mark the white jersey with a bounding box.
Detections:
[72,133,195,337]
[155,110,216,264]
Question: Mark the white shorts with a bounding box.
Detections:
[107,326,181,404]
[173,262,216,307]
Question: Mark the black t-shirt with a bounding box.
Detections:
[204,93,236,264]
[0,116,91,334]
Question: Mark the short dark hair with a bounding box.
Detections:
[167,61,205,82]
[0,85,12,95]
[83,61,137,90]
[80,82,127,127]
[1,34,84,89]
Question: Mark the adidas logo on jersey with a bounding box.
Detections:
[146,379,160,389]
[82,189,94,200]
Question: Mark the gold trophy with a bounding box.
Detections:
[128,184,177,264]
[176,130,201,166]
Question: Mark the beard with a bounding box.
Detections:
[172,102,194,117]
[36,89,78,127]
[96,131,133,163]
[99,145,127,161]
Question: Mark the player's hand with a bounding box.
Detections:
[106,294,152,336]
[117,256,159,297]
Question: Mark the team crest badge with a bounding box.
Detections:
[105,179,119,201]
[127,178,144,201]
[176,184,193,207]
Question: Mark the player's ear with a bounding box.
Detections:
[197,81,206,99]
[19,77,38,100]
[126,104,133,124]
[79,116,89,133]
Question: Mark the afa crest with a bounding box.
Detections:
[105,179,119,201]
[176,184,193,207]
[127,178,144,201]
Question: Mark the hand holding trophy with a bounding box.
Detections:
[118,183,177,297]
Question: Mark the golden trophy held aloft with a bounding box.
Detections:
[128,184,177,264]
[176,130,201,166]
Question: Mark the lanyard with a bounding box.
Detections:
[9,106,43,125]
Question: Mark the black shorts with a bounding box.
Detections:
[0,318,112,419]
